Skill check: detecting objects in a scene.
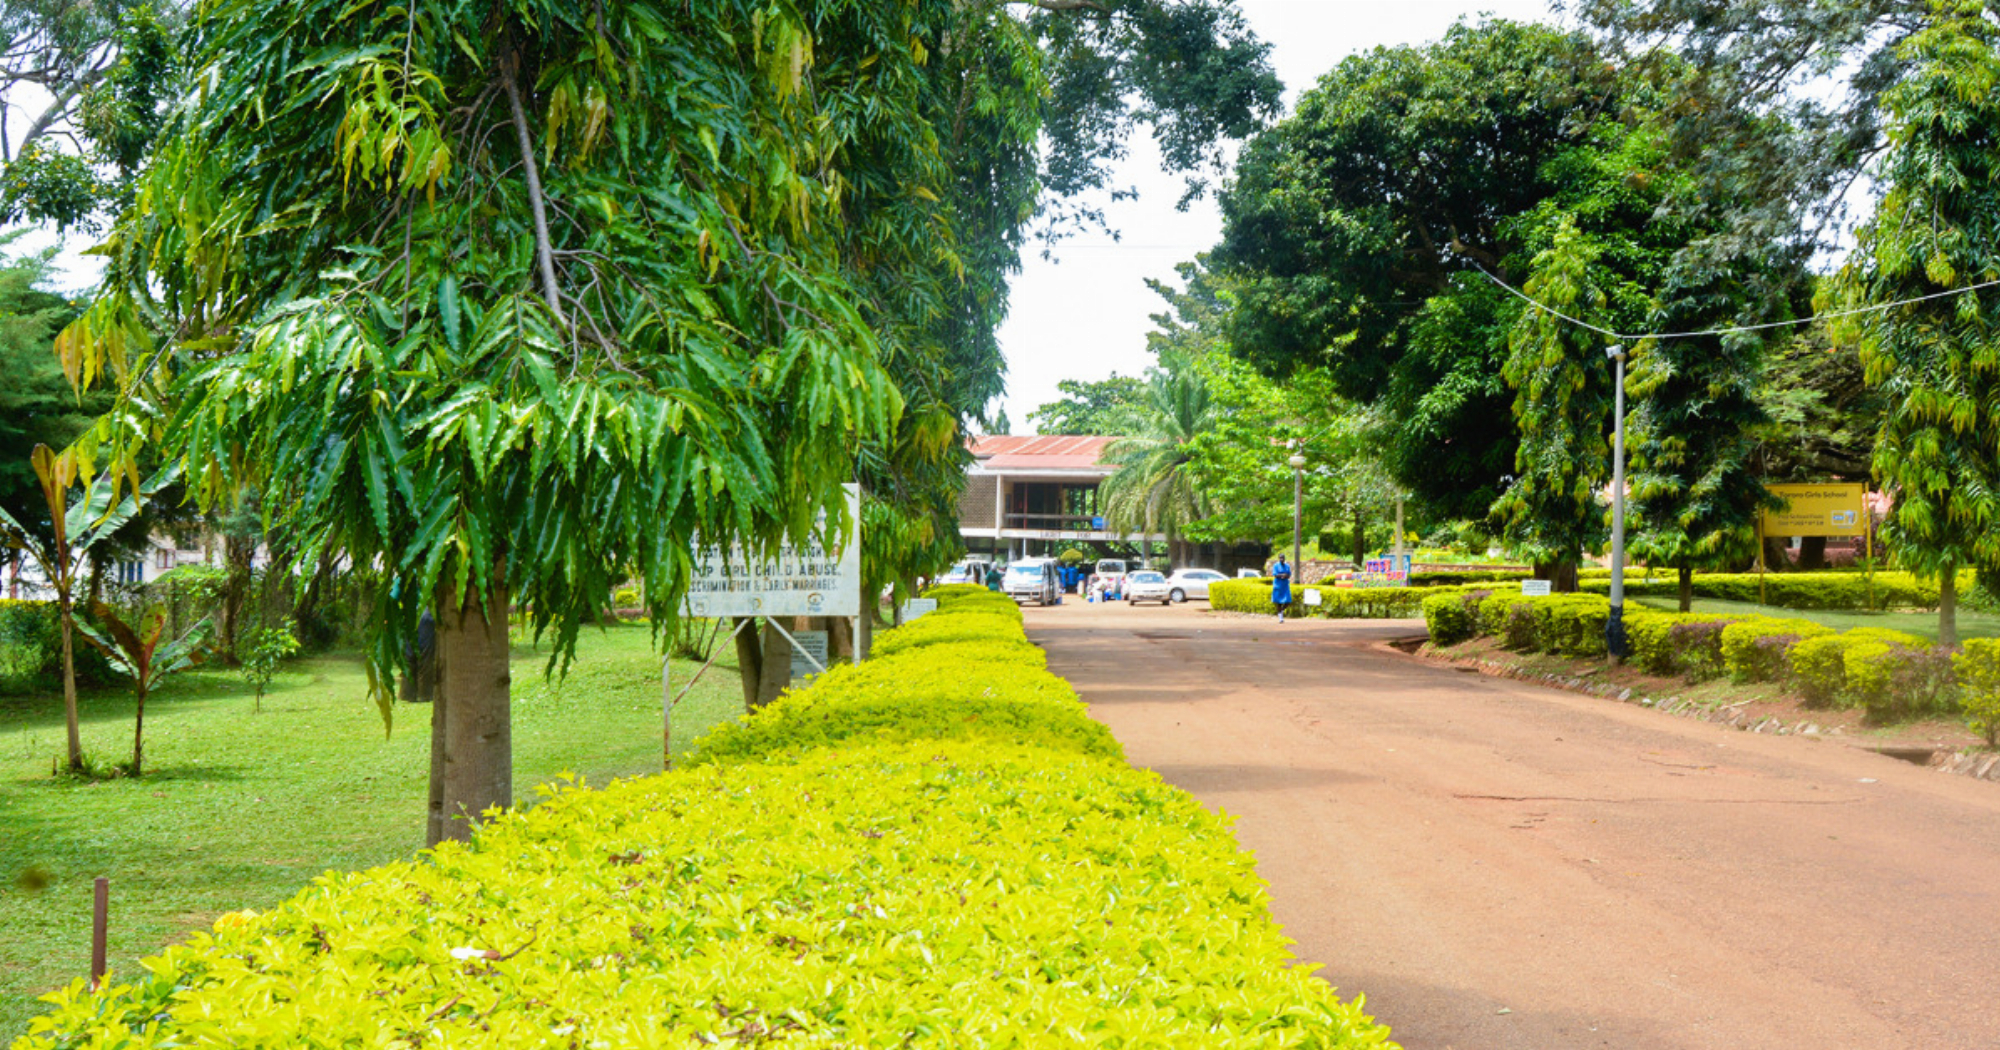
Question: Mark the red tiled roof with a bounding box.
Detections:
[971,434,1119,470]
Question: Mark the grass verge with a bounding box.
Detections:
[1628,595,2000,643]
[0,622,742,1039]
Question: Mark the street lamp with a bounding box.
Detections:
[1605,344,1629,662]
[1289,452,1307,576]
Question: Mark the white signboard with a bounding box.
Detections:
[1520,579,1553,597]
[900,598,938,622]
[1302,589,1323,607]
[789,630,830,680]
[684,484,861,618]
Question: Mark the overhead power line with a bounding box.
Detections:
[1468,263,2000,343]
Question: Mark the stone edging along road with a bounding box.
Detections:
[1414,642,2000,783]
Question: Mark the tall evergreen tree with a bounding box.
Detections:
[1492,218,1614,590]
[1830,0,2000,647]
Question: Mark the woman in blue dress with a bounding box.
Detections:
[1270,555,1293,623]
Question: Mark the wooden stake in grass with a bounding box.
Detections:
[90,876,107,987]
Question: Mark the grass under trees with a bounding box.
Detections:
[0,622,745,1039]
[1629,595,2000,643]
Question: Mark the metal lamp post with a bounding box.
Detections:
[1605,344,1629,662]
[1289,452,1306,575]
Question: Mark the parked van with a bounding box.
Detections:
[1002,558,1061,606]
[1090,558,1130,600]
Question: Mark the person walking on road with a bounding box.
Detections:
[984,563,1003,592]
[1270,555,1293,623]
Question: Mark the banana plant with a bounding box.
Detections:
[75,604,211,776]
[0,444,165,772]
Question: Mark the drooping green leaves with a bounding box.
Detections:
[1829,1,2000,630]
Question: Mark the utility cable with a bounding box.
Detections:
[1467,262,2000,343]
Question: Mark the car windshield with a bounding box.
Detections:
[1004,565,1040,578]
[1131,572,1165,583]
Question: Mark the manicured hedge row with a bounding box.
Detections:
[15,584,1395,1049]
[1575,569,1980,612]
[1210,578,1491,620]
[1423,591,1971,723]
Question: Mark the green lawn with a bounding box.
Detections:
[1629,595,2000,643]
[0,622,746,1039]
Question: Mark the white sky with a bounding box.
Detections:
[996,1,1562,432]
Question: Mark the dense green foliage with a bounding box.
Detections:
[1492,219,1614,571]
[0,1,181,231]
[1217,21,1600,518]
[1829,2,2000,646]
[1096,354,1216,561]
[0,246,101,533]
[1718,617,1832,683]
[1025,374,1148,436]
[1563,0,1926,263]
[1952,639,2000,745]
[11,587,1397,1049]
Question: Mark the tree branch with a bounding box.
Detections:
[499,39,566,326]
[1006,0,1107,10]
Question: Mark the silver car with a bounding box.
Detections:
[1164,568,1229,603]
[1125,570,1172,605]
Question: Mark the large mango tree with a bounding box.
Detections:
[62,0,907,843]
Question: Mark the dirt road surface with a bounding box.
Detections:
[1026,599,2000,1050]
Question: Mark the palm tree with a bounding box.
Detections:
[1098,357,1217,568]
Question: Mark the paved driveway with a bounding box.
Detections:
[1026,600,2000,1050]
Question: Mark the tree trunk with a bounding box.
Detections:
[753,619,793,710]
[221,532,256,664]
[1678,565,1694,614]
[1798,535,1827,571]
[825,616,853,662]
[426,670,448,846]
[131,685,147,775]
[1761,536,1791,572]
[60,597,82,772]
[855,607,873,661]
[1534,561,1580,593]
[430,575,512,845]
[1939,566,1958,650]
[1351,507,1366,568]
[731,617,762,710]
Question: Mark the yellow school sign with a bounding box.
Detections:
[1761,483,1868,537]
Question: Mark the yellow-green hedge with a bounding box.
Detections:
[14,589,1396,1049]
[1213,578,1484,620]
[1577,569,1981,612]
[1953,640,2000,746]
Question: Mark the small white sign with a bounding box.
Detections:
[1521,579,1553,597]
[900,598,938,622]
[789,630,830,681]
[1302,588,1323,607]
[685,484,861,618]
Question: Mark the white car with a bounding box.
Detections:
[1125,570,1173,605]
[1164,568,1229,603]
